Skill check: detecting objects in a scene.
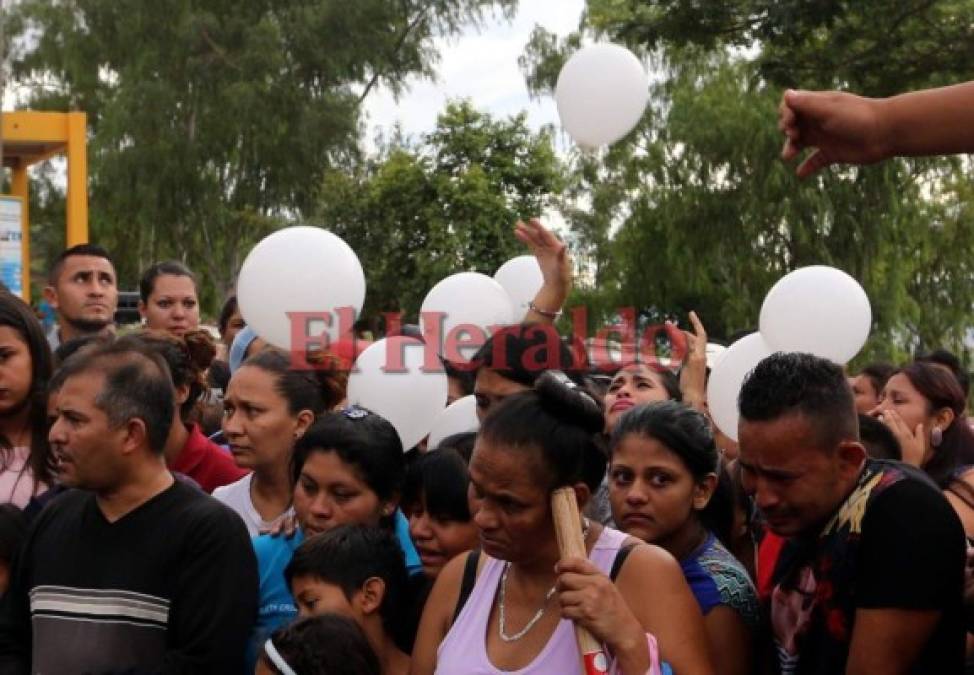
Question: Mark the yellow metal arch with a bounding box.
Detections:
[3,111,88,300]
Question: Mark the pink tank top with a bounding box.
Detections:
[435,526,629,674]
[0,447,46,509]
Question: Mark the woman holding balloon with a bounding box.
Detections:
[410,372,714,675]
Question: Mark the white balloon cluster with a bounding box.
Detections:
[707,266,872,441]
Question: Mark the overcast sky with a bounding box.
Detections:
[6,0,586,196]
[361,0,585,150]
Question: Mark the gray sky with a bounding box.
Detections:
[361,0,585,150]
[7,0,586,195]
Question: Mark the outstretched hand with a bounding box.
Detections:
[516,218,572,324]
[515,218,572,297]
[779,89,889,178]
[678,311,708,412]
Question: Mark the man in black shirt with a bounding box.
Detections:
[737,352,965,675]
[0,339,258,674]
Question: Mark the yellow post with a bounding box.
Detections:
[9,162,29,301]
[2,110,90,297]
[65,111,88,247]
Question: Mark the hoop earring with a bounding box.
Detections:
[931,426,943,448]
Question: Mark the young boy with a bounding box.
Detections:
[284,525,410,675]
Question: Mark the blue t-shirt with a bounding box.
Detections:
[395,508,422,572]
[247,529,304,670]
[246,511,422,670]
[680,532,759,628]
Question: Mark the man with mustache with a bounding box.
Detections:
[738,352,965,675]
[0,340,257,673]
[43,243,118,350]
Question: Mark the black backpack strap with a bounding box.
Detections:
[452,549,481,624]
[610,543,637,582]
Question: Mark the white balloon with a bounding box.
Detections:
[347,337,448,451]
[555,43,649,149]
[420,272,516,361]
[494,256,544,321]
[705,343,728,370]
[237,226,366,350]
[427,395,479,450]
[759,266,871,364]
[706,333,773,442]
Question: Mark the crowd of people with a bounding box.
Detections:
[0,82,967,674]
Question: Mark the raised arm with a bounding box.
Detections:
[515,219,572,325]
[779,82,974,178]
[679,311,708,413]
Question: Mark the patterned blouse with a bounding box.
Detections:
[681,531,760,627]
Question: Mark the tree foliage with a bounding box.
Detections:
[521,0,974,364]
[314,100,564,323]
[8,0,517,309]
[583,0,974,94]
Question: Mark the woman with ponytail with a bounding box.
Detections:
[123,329,247,493]
[216,348,346,536]
[411,372,713,675]
[608,402,758,675]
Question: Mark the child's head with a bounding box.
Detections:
[256,613,380,675]
[0,505,26,596]
[284,525,407,639]
[402,448,478,579]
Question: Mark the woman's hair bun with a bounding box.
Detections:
[182,329,216,371]
[534,370,604,435]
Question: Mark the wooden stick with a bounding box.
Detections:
[551,486,609,675]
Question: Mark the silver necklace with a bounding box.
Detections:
[498,518,590,642]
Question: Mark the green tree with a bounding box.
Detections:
[8,0,517,311]
[520,1,974,364]
[314,100,564,323]
[581,0,974,94]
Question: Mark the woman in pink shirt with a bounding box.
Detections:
[0,293,53,508]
